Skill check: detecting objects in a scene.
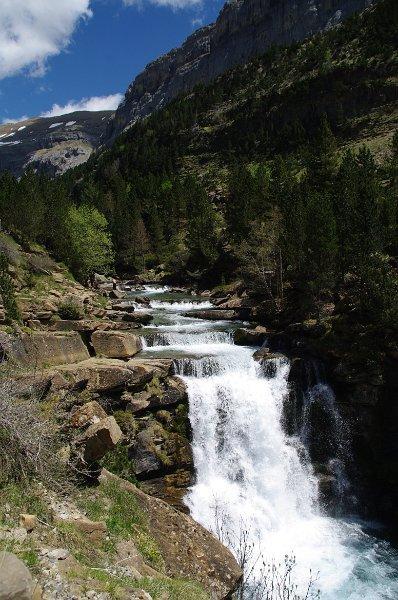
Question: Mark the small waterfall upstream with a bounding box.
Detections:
[136,289,398,599]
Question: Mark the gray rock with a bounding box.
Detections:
[91,330,142,359]
[0,111,112,178]
[0,551,34,599]
[234,326,267,346]
[80,416,123,462]
[12,331,90,368]
[105,0,373,142]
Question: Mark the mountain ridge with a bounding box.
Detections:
[0,0,375,177]
[0,110,113,177]
[105,0,374,142]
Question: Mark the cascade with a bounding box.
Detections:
[137,288,398,599]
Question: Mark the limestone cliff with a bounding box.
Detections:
[105,0,373,142]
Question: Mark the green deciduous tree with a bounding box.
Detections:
[63,204,114,282]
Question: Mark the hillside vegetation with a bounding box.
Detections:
[0,0,397,341]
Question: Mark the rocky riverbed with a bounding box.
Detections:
[1,234,397,598]
[0,241,243,599]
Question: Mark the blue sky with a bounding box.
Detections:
[0,0,224,123]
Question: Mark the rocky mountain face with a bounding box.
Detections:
[0,0,373,177]
[105,0,373,142]
[0,110,112,177]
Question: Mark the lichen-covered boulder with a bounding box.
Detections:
[91,330,142,359]
[0,552,34,599]
[80,416,123,462]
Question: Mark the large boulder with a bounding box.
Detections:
[0,551,34,599]
[91,330,142,359]
[99,470,242,599]
[14,332,90,367]
[111,302,136,312]
[70,401,108,428]
[234,326,268,346]
[131,420,192,477]
[126,358,173,379]
[80,416,123,462]
[56,358,154,393]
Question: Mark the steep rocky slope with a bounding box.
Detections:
[0,111,112,177]
[105,0,373,142]
[0,236,242,598]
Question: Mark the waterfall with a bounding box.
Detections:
[143,330,233,348]
[182,351,398,599]
[287,359,353,514]
[135,286,398,599]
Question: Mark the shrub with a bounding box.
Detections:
[62,204,114,283]
[0,252,20,322]
[0,381,69,488]
[58,298,83,320]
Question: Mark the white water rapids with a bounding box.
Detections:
[136,287,398,599]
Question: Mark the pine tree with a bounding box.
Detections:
[307,115,338,191]
[186,177,219,268]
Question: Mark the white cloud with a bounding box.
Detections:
[41,93,123,117]
[2,93,123,124]
[123,0,201,9]
[0,0,92,80]
[192,17,204,27]
[2,115,28,124]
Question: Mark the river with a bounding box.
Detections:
[132,285,398,599]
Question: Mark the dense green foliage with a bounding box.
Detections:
[63,204,114,281]
[0,173,114,282]
[0,252,20,322]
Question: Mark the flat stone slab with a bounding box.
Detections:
[12,331,90,367]
[91,330,142,359]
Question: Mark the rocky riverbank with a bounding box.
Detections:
[0,238,242,599]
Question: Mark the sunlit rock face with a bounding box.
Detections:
[0,111,112,177]
[105,0,373,142]
[1,0,373,176]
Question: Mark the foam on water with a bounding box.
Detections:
[143,314,234,332]
[150,300,212,312]
[141,285,171,294]
[182,349,398,599]
[143,330,233,347]
[134,287,398,598]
